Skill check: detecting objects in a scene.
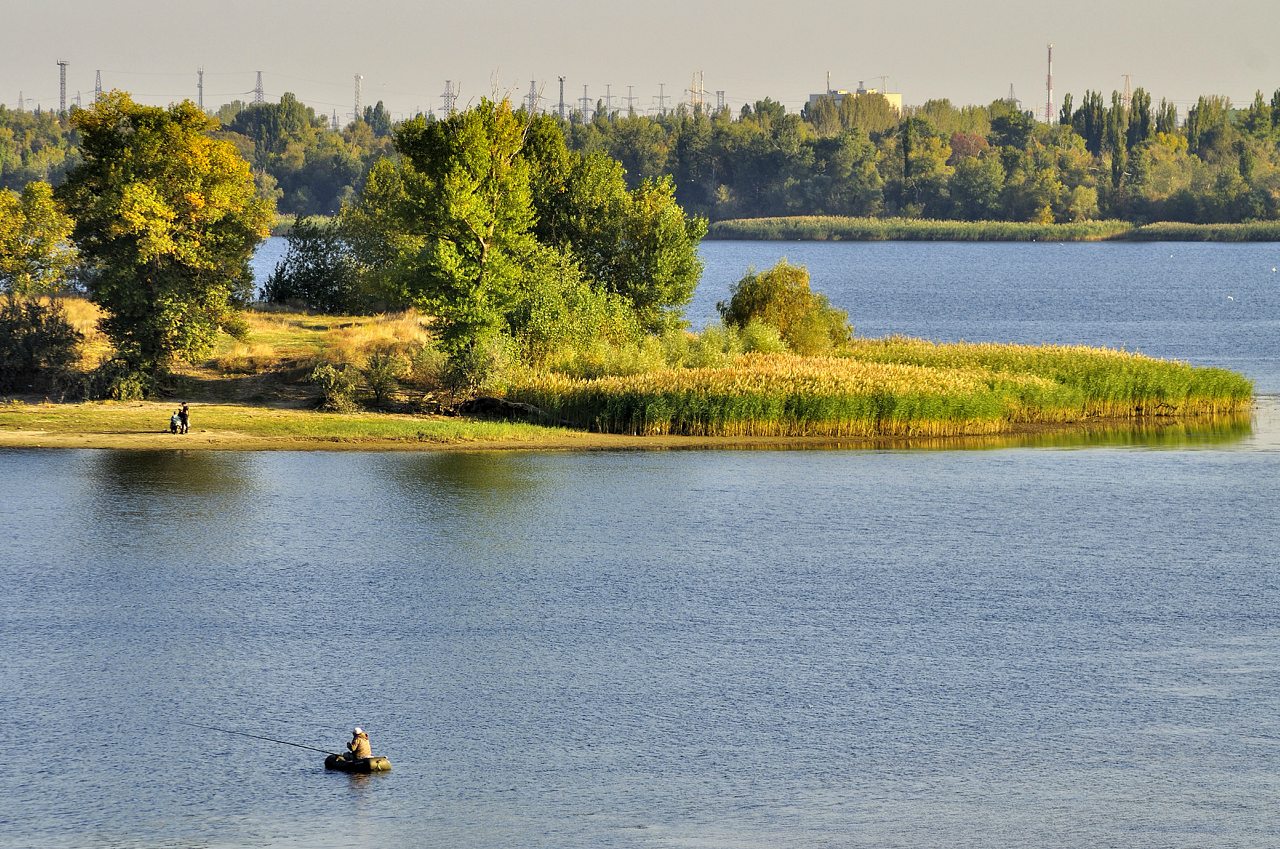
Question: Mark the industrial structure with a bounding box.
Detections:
[807,75,903,113]
[1045,43,1054,123]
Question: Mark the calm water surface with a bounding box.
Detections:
[1,242,1276,848]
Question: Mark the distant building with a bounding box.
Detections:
[807,81,902,113]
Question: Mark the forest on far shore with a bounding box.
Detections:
[3,85,1280,225]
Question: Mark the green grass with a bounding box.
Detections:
[0,401,571,444]
[707,216,1280,242]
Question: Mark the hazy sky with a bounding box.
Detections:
[7,0,1279,120]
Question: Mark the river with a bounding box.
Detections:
[3,241,1279,848]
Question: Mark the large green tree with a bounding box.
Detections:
[59,92,271,373]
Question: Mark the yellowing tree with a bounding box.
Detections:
[59,91,272,374]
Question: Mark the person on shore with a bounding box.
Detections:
[346,726,371,760]
[169,410,181,434]
[178,403,190,434]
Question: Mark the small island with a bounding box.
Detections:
[0,93,1254,451]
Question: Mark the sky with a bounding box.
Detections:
[6,0,1279,120]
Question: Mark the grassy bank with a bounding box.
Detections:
[706,216,1280,242]
[0,400,576,448]
[7,300,1254,447]
[506,344,1252,437]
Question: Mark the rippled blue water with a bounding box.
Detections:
[1,241,1274,848]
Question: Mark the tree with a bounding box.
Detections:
[1127,88,1153,150]
[390,99,535,359]
[263,216,361,313]
[58,92,271,373]
[0,181,77,297]
[950,154,1006,219]
[718,260,850,354]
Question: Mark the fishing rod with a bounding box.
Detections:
[180,720,339,756]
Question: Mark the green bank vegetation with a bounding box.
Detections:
[0,94,1255,446]
[708,216,1280,241]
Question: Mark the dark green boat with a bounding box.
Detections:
[324,753,392,773]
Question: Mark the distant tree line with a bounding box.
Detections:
[5,85,1280,224]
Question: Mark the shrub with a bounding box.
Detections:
[82,358,151,401]
[718,260,851,354]
[444,328,518,395]
[309,362,359,412]
[0,297,84,396]
[362,348,407,407]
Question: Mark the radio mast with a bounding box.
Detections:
[1045,43,1054,123]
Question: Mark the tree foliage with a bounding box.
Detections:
[59,91,271,373]
[718,260,851,354]
[0,180,77,297]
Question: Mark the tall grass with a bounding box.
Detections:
[708,216,1280,242]
[708,216,1134,242]
[506,344,1252,437]
[1121,221,1280,242]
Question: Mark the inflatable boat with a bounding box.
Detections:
[324,753,392,773]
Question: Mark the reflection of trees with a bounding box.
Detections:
[381,452,545,507]
[86,450,256,528]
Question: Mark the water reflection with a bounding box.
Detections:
[88,449,257,498]
[380,451,547,508]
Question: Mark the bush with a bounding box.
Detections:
[718,260,851,354]
[0,297,84,396]
[362,349,406,407]
[445,328,518,395]
[309,362,359,412]
[82,359,151,401]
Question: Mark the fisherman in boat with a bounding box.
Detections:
[346,726,371,760]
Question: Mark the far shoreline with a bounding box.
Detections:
[705,217,1280,243]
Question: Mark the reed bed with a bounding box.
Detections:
[1121,221,1280,242]
[844,338,1254,417]
[708,216,1280,242]
[506,345,1252,437]
[707,216,1134,242]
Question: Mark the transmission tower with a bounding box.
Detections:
[604,84,613,117]
[254,71,264,104]
[354,74,363,120]
[1045,44,1054,123]
[198,66,204,111]
[1007,83,1019,108]
[94,70,102,103]
[716,90,725,112]
[1122,74,1132,109]
[441,80,457,116]
[557,76,566,120]
[656,83,668,115]
[74,91,82,109]
[57,60,68,115]
[687,71,705,111]
[332,109,339,131]
[625,85,637,115]
[580,84,590,120]
[526,80,539,114]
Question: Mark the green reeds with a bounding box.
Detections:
[506,344,1253,437]
[706,216,1133,242]
[706,216,1280,242]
